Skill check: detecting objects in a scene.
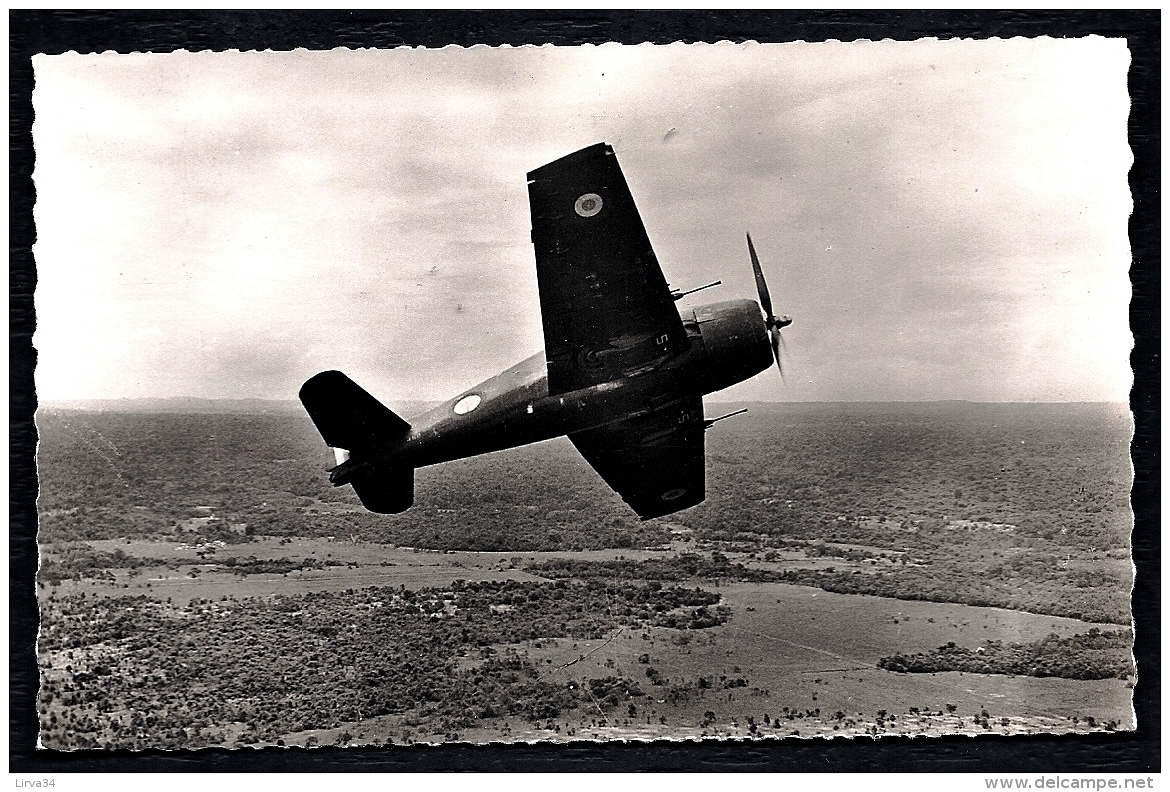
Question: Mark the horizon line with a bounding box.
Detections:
[37,396,1132,408]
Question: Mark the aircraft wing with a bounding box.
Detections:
[568,396,705,519]
[527,143,688,395]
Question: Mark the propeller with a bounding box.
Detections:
[746,232,792,378]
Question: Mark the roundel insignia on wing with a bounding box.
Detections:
[573,346,604,370]
[574,193,603,218]
[661,488,687,501]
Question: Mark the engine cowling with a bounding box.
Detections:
[688,299,774,395]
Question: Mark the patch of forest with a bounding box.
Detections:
[530,551,776,583]
[37,545,148,583]
[529,549,1131,625]
[214,556,344,576]
[36,544,351,583]
[767,566,1128,626]
[877,628,1134,680]
[689,402,1131,553]
[37,579,725,750]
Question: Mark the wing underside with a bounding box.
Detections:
[569,396,705,520]
[527,143,687,395]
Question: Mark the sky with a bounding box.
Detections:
[33,38,1132,405]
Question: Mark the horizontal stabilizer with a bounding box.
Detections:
[351,467,414,514]
[299,370,410,454]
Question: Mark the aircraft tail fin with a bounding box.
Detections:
[298,370,411,454]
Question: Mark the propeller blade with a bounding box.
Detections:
[747,232,774,322]
[771,327,785,381]
[746,232,791,382]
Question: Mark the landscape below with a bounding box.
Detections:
[34,401,1134,749]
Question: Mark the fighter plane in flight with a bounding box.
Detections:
[300,142,792,519]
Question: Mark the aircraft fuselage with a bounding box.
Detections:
[330,298,771,485]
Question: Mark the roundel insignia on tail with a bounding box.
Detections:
[574,193,603,217]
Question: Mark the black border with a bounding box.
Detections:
[10,10,1159,773]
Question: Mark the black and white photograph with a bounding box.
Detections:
[29,36,1136,752]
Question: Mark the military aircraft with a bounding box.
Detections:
[299,142,792,519]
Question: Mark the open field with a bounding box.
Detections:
[35,403,1134,748]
